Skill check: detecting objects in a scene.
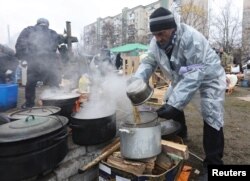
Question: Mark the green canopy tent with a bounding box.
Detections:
[110,43,148,56]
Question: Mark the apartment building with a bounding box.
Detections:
[82,0,208,54]
[242,0,250,60]
[83,0,163,54]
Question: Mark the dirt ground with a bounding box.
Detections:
[184,86,250,165]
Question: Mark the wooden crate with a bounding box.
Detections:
[146,86,168,106]
[122,56,140,75]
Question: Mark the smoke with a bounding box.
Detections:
[74,60,132,120]
[39,88,80,100]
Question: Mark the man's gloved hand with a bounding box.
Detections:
[21,60,28,67]
[156,104,182,120]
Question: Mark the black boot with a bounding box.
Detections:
[203,121,224,165]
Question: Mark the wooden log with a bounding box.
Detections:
[107,155,146,175]
[78,139,120,173]
[139,156,157,174]
[161,140,189,159]
[155,152,174,170]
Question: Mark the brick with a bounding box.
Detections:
[54,159,80,180]
[62,146,87,163]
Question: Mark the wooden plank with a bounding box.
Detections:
[161,140,189,160]
[155,152,174,170]
[107,155,146,175]
[78,139,120,173]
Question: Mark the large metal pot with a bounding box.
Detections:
[126,77,154,106]
[70,111,116,145]
[0,114,10,125]
[40,92,80,119]
[119,111,161,159]
[7,106,61,121]
[0,115,69,181]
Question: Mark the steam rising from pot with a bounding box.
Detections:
[74,61,131,119]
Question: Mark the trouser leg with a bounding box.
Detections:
[203,121,224,165]
[173,110,188,139]
[43,64,60,87]
[25,70,38,106]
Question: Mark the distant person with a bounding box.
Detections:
[0,44,18,84]
[15,18,65,109]
[115,53,123,70]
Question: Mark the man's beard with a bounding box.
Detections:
[156,30,176,51]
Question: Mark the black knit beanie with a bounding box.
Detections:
[149,7,177,32]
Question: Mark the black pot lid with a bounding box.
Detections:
[8,106,61,120]
[160,119,181,136]
[0,115,68,143]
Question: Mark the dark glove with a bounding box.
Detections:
[156,104,182,120]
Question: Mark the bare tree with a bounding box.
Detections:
[180,0,209,37]
[83,26,98,54]
[137,35,148,44]
[101,21,115,47]
[209,0,242,53]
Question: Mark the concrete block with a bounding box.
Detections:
[62,146,87,163]
[54,154,98,180]
[68,135,81,150]
[54,159,80,180]
[78,154,97,167]
[82,165,99,181]
[69,165,98,181]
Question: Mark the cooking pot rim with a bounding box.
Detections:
[7,106,61,120]
[40,93,80,100]
[123,111,158,128]
[71,111,116,120]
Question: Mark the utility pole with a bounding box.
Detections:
[7,25,10,45]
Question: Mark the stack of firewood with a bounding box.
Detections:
[106,151,174,175]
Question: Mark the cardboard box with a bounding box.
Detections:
[98,141,185,181]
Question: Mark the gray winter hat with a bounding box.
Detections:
[149,7,177,32]
[36,18,49,27]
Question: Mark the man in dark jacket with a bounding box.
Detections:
[115,53,123,70]
[15,18,65,108]
[0,44,18,83]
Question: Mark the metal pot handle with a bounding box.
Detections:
[119,128,134,134]
[25,115,35,122]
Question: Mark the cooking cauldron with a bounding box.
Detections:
[0,113,10,125]
[0,115,69,181]
[70,111,116,145]
[119,111,161,159]
[40,92,80,119]
[7,106,61,121]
